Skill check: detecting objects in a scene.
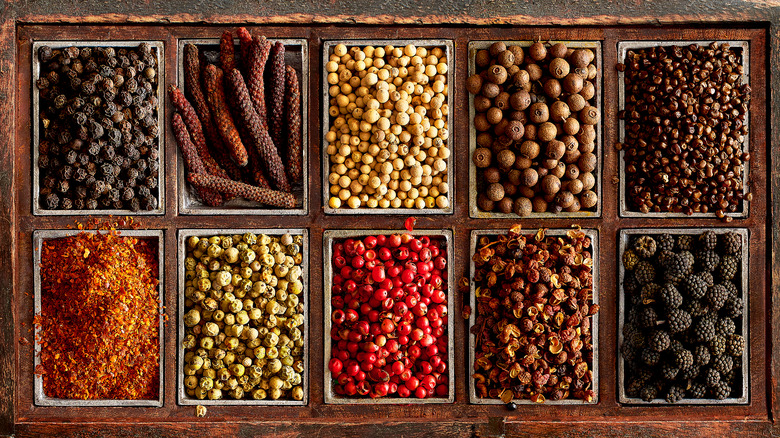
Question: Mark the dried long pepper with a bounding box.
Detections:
[236,27,253,74]
[172,113,224,206]
[188,173,295,208]
[268,41,286,155]
[204,65,248,167]
[247,35,271,129]
[220,31,236,73]
[226,68,290,192]
[35,231,161,400]
[284,65,303,182]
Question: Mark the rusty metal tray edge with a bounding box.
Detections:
[176,38,309,216]
[176,228,309,406]
[617,40,750,219]
[321,39,455,215]
[33,229,165,407]
[616,227,749,405]
[322,228,455,404]
[468,227,600,405]
[467,40,603,220]
[32,40,166,216]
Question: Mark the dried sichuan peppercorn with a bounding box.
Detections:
[34,227,161,400]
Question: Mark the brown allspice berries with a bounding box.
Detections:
[579,172,595,191]
[563,147,581,165]
[493,119,509,136]
[512,70,531,90]
[474,114,491,132]
[546,140,566,161]
[543,78,562,99]
[587,63,597,80]
[477,132,493,148]
[506,120,525,141]
[486,107,504,125]
[550,101,571,121]
[498,197,514,214]
[477,193,495,211]
[563,73,584,94]
[520,167,539,187]
[551,161,566,179]
[510,111,527,123]
[579,142,594,154]
[568,177,584,195]
[507,169,522,185]
[580,190,597,209]
[513,196,533,216]
[519,140,540,159]
[494,92,510,110]
[510,90,531,111]
[541,174,561,195]
[532,196,547,212]
[549,43,568,59]
[487,183,505,202]
[523,124,537,140]
[473,147,492,168]
[475,49,491,68]
[514,156,533,170]
[518,186,535,199]
[529,42,547,61]
[526,64,543,81]
[481,82,500,99]
[580,106,600,125]
[502,181,517,197]
[549,58,570,79]
[497,50,515,69]
[570,49,594,68]
[497,149,516,169]
[507,45,524,65]
[578,124,596,144]
[489,42,507,57]
[466,74,483,94]
[507,65,520,76]
[580,81,595,101]
[565,198,581,212]
[484,167,501,184]
[567,93,587,112]
[486,65,508,85]
[555,190,575,208]
[529,102,549,124]
[474,95,492,112]
[578,152,597,173]
[537,122,557,142]
[563,117,580,135]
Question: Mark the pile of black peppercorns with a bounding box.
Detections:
[36,43,160,211]
[620,230,745,403]
[618,42,751,219]
[468,41,599,216]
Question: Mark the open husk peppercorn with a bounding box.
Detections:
[470,226,598,404]
[469,41,600,216]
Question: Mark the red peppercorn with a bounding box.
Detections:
[329,358,343,374]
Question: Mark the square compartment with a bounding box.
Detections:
[617,41,750,219]
[617,228,749,404]
[177,228,309,405]
[32,40,165,216]
[467,40,602,219]
[176,38,309,215]
[468,228,600,404]
[33,229,165,407]
[322,229,455,403]
[321,40,455,215]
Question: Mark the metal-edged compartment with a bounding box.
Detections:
[617,40,750,219]
[322,228,455,404]
[467,40,603,219]
[33,229,165,407]
[32,40,165,216]
[617,228,749,404]
[176,38,309,216]
[176,228,309,406]
[321,39,455,215]
[468,228,600,404]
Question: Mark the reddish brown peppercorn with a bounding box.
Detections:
[204,65,248,167]
[247,36,271,130]
[220,31,236,73]
[172,113,224,207]
[284,65,303,182]
[268,42,286,156]
[188,173,295,208]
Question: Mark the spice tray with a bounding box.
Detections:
[176,228,309,405]
[321,39,455,215]
[468,228,600,405]
[32,229,165,407]
[617,40,750,219]
[616,228,749,404]
[322,228,455,404]
[31,40,165,216]
[176,38,309,215]
[467,41,603,220]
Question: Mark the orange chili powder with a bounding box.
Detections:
[34,230,160,400]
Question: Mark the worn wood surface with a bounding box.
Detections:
[1,3,779,437]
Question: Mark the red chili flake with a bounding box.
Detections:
[34,227,161,400]
[404,217,417,232]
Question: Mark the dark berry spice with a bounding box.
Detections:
[682,275,708,300]
[649,330,671,352]
[657,234,675,252]
[709,335,726,356]
[723,296,743,318]
[699,230,718,250]
[641,348,661,366]
[706,284,729,310]
[634,236,657,259]
[688,383,707,399]
[712,355,733,375]
[693,314,717,342]
[660,283,683,309]
[640,385,658,402]
[666,308,692,333]
[634,261,655,285]
[718,255,739,281]
[676,235,693,251]
[726,334,744,357]
[704,368,721,387]
[639,307,658,328]
[713,381,731,400]
[722,232,742,255]
[715,317,736,337]
[696,250,720,272]
[694,344,711,366]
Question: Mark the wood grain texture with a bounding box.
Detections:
[0,10,778,438]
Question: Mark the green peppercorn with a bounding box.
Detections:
[184,309,201,327]
[292,386,304,400]
[252,388,267,400]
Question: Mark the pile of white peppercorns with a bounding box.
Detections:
[325,43,450,210]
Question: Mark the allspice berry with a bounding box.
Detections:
[549,101,571,121]
[579,172,595,191]
[481,82,500,98]
[512,70,530,90]
[497,149,516,169]
[555,190,575,208]
[484,167,501,184]
[537,122,557,142]
[486,107,503,125]
[494,92,510,110]
[526,64,543,81]
[570,49,593,68]
[507,45,524,65]
[528,102,549,124]
[567,93,587,112]
[474,113,490,131]
[466,74,483,94]
[473,147,492,168]
[563,73,584,94]
[489,41,507,57]
[498,196,514,213]
[543,78,562,99]
[532,196,548,212]
[563,117,580,136]
[486,65,508,85]
[578,152,597,173]
[507,169,522,185]
[513,197,533,217]
[546,140,565,161]
[580,106,600,125]
[506,120,525,141]
[549,58,570,79]
[487,183,505,202]
[519,140,540,159]
[520,168,538,187]
[565,198,581,212]
[475,49,491,68]
[568,177,584,195]
[541,174,561,195]
[474,95,492,112]
[580,190,597,209]
[528,42,547,61]
[497,50,515,69]
[477,193,495,211]
[510,90,531,111]
[580,81,595,100]
[549,42,568,59]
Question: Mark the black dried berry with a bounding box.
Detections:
[640,385,658,402]
[657,234,675,252]
[712,355,733,375]
[660,283,683,309]
[694,344,711,366]
[634,261,655,285]
[667,308,692,333]
[649,330,671,352]
[706,284,729,310]
[715,317,736,337]
[722,232,742,255]
[693,314,717,342]
[696,249,720,272]
[634,236,657,259]
[699,230,718,250]
[718,255,739,281]
[713,381,731,400]
[726,334,744,357]
[704,368,721,387]
[709,335,726,356]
